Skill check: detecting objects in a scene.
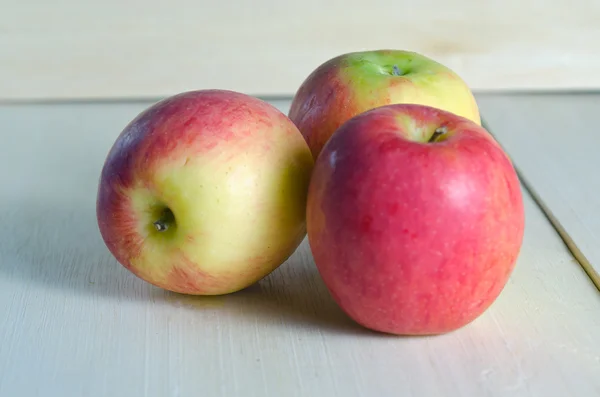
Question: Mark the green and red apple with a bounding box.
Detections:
[289,49,481,159]
[306,103,524,335]
[96,89,314,295]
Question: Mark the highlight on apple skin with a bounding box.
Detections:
[96,89,315,295]
[306,103,525,335]
[289,49,481,159]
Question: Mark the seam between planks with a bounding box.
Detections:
[481,117,600,292]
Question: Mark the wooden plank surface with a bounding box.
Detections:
[0,99,599,396]
[1,0,600,101]
[477,93,600,288]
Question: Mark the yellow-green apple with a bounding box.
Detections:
[306,103,524,335]
[96,89,314,295]
[289,49,481,159]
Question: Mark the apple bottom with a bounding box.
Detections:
[98,177,309,296]
[309,202,520,336]
[125,248,290,296]
[312,247,516,336]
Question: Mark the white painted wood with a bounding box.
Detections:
[1,0,600,101]
[477,93,600,288]
[0,99,599,396]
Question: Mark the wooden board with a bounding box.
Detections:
[1,0,600,101]
[477,93,600,289]
[0,99,599,396]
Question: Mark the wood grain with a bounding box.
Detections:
[1,0,600,101]
[0,99,599,396]
[477,93,600,289]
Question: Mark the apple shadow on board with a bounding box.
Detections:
[0,196,365,336]
[157,238,369,335]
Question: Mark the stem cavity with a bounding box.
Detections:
[392,64,402,76]
[153,207,175,232]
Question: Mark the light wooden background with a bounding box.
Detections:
[1,0,599,101]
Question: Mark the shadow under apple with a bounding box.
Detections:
[0,197,149,301]
[0,197,366,335]
[154,242,369,336]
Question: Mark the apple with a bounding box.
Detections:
[96,89,314,295]
[306,103,524,335]
[289,49,481,159]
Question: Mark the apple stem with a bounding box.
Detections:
[392,65,402,76]
[154,220,169,232]
[428,126,448,143]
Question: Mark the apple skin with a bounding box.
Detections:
[306,103,524,335]
[289,49,481,159]
[96,89,314,295]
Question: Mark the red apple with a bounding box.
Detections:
[306,103,524,335]
[96,89,314,295]
[289,49,481,159]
